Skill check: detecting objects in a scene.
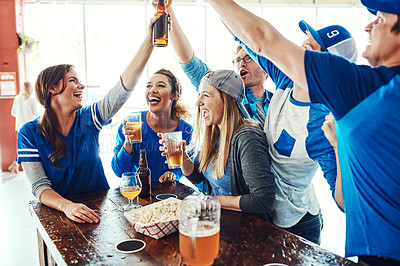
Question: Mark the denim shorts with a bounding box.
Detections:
[284,210,323,245]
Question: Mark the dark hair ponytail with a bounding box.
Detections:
[35,64,73,168]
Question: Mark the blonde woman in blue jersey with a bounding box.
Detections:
[17,18,158,224]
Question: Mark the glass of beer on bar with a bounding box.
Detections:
[162,131,183,169]
[119,172,142,211]
[126,113,142,143]
[179,194,221,266]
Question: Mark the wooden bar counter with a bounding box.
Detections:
[29,182,357,265]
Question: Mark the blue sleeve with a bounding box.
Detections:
[234,36,293,90]
[180,55,211,91]
[111,123,137,177]
[305,50,398,120]
[17,122,41,163]
[83,103,109,129]
[305,104,343,211]
[175,120,204,192]
[181,122,193,145]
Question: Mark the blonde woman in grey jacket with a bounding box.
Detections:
[163,70,276,221]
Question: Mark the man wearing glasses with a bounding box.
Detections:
[234,21,357,244]
[168,5,271,128]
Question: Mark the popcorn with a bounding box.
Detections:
[124,198,181,239]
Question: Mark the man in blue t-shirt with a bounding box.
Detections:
[167,5,272,129]
[207,0,400,264]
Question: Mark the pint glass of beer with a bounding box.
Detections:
[179,194,221,266]
[162,131,183,169]
[126,113,142,143]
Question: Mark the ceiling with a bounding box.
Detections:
[24,0,363,6]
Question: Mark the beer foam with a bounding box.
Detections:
[180,221,219,237]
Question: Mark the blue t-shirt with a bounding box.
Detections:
[236,37,338,228]
[203,156,232,196]
[305,50,400,260]
[111,111,193,183]
[17,104,110,196]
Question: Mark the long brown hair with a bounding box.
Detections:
[189,88,257,179]
[153,68,192,120]
[35,64,73,168]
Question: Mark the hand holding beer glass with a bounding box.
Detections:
[179,194,221,266]
[125,113,142,143]
[162,131,183,169]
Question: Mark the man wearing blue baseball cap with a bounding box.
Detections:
[298,20,358,63]
[233,21,357,245]
[206,0,400,264]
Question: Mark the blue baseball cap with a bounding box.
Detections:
[361,0,400,15]
[299,20,358,63]
[200,70,250,119]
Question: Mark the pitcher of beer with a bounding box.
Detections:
[179,194,221,266]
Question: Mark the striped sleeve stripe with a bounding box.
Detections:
[91,103,103,131]
[17,148,39,152]
[17,148,40,159]
[18,154,40,158]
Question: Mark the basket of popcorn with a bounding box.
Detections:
[124,197,181,239]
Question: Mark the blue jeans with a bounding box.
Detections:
[284,211,323,245]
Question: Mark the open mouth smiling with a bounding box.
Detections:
[148,96,161,103]
[200,109,208,120]
[73,91,83,99]
[240,69,248,78]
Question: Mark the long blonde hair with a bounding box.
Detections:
[189,90,256,179]
[21,81,33,99]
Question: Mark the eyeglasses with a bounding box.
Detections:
[232,55,253,66]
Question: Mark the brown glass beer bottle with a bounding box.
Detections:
[137,149,151,197]
[153,0,168,47]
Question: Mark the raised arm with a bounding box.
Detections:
[206,0,308,89]
[120,19,155,90]
[167,4,194,64]
[322,113,344,210]
[98,17,156,121]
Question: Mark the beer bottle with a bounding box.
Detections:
[137,149,151,197]
[153,0,168,47]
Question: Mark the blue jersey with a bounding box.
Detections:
[111,111,193,183]
[236,37,338,228]
[17,104,110,196]
[180,54,272,127]
[305,50,400,260]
